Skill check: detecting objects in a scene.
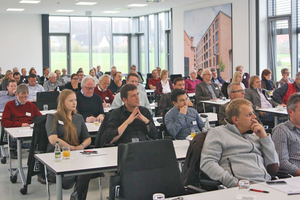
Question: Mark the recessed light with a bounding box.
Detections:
[19,0,41,4]
[127,4,148,7]
[6,8,25,11]
[76,2,97,6]
[102,11,120,14]
[56,10,74,13]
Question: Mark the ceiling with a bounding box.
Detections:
[0,0,206,17]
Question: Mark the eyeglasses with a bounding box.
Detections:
[84,86,95,91]
[204,74,212,76]
[72,78,79,80]
[231,89,244,93]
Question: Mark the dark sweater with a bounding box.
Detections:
[76,91,104,121]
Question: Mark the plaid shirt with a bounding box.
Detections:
[158,93,172,115]
[272,120,300,175]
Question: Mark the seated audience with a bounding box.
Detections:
[55,69,66,86]
[130,65,144,83]
[0,79,17,112]
[96,65,103,78]
[272,93,300,176]
[236,65,250,88]
[64,74,81,93]
[1,84,42,158]
[159,77,193,115]
[278,68,294,87]
[94,74,114,107]
[110,66,117,80]
[61,68,71,83]
[108,71,125,94]
[185,70,201,93]
[195,69,224,112]
[245,76,282,128]
[1,70,13,91]
[27,74,45,101]
[76,76,104,123]
[201,99,279,188]
[20,68,28,83]
[46,89,92,200]
[105,84,158,145]
[28,67,40,84]
[89,68,99,84]
[43,72,60,91]
[156,66,161,77]
[148,69,161,90]
[232,71,245,90]
[12,67,19,73]
[77,70,84,83]
[196,68,203,81]
[13,72,21,85]
[39,67,49,86]
[111,73,151,113]
[165,89,204,139]
[261,69,276,91]
[273,72,300,104]
[211,68,225,86]
[155,69,174,95]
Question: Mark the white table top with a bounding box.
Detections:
[5,123,100,139]
[146,89,155,93]
[35,140,189,175]
[40,109,57,115]
[166,180,300,200]
[256,107,288,115]
[187,93,195,97]
[199,99,230,106]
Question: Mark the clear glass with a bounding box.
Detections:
[62,146,70,159]
[49,16,69,33]
[153,193,165,200]
[70,17,90,74]
[113,36,129,74]
[94,118,100,126]
[239,180,250,190]
[159,12,166,70]
[149,14,155,72]
[112,18,130,33]
[92,17,111,73]
[131,138,139,143]
[43,104,48,111]
[50,36,68,72]
[139,16,145,32]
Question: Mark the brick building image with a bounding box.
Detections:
[184,4,232,81]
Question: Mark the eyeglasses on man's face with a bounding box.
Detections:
[231,89,244,93]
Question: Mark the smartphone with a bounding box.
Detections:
[81,151,98,155]
[266,180,287,184]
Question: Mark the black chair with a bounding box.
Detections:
[36,91,59,110]
[170,74,182,83]
[221,82,230,99]
[111,140,202,200]
[94,112,114,148]
[0,126,8,164]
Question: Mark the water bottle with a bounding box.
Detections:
[54,141,61,162]
[202,117,210,132]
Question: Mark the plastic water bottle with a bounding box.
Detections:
[202,117,210,132]
[54,141,61,162]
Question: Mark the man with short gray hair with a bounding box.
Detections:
[94,74,114,107]
[43,72,60,91]
[272,93,300,176]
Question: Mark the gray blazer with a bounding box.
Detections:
[244,87,279,109]
[195,81,224,112]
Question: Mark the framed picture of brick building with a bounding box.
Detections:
[184,4,232,81]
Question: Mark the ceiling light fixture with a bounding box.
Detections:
[103,11,120,14]
[56,9,74,13]
[6,8,25,11]
[19,0,41,3]
[146,0,164,2]
[76,2,97,6]
[127,4,148,7]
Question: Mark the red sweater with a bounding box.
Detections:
[282,83,297,104]
[1,100,42,127]
[94,86,114,104]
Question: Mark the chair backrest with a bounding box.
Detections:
[95,112,112,148]
[170,74,182,83]
[36,91,59,110]
[221,82,230,99]
[117,140,185,200]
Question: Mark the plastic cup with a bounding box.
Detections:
[62,146,70,159]
[153,193,165,200]
[43,104,48,111]
[239,180,250,190]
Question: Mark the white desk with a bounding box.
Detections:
[187,93,195,98]
[40,110,57,115]
[199,99,230,113]
[256,107,288,126]
[146,89,155,93]
[35,140,189,200]
[166,180,299,200]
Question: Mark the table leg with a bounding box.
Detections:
[213,106,216,113]
[17,139,26,186]
[274,116,279,126]
[8,134,12,176]
[56,174,63,200]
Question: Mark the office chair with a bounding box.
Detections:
[36,91,59,110]
[170,74,182,83]
[111,140,202,200]
[0,126,8,164]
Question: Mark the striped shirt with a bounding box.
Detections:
[205,82,217,99]
[272,120,300,175]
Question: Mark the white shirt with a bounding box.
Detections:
[161,80,171,94]
[27,84,45,101]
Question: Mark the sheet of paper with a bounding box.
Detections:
[260,178,300,195]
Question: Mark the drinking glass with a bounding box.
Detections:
[153,193,165,200]
[239,180,250,190]
[62,146,70,159]
[190,129,196,138]
[43,104,48,111]
[94,119,100,126]
[131,138,139,143]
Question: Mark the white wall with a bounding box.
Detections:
[0,14,42,75]
[172,0,250,76]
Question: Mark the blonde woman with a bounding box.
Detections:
[155,69,174,95]
[232,71,245,90]
[1,70,13,91]
[45,89,92,200]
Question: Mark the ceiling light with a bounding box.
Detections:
[19,0,41,4]
[6,8,25,11]
[102,11,120,14]
[76,2,97,6]
[146,0,164,2]
[127,4,148,7]
[56,10,74,13]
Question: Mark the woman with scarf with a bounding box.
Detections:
[261,69,276,91]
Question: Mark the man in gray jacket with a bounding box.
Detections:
[201,99,279,188]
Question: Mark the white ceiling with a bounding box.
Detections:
[0,0,206,17]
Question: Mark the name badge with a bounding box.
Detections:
[215,87,219,90]
[192,121,197,125]
[25,112,31,117]
[58,120,64,125]
[105,97,109,100]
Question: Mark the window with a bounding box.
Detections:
[215,19,218,29]
[209,29,211,37]
[216,44,219,53]
[112,18,130,33]
[139,16,145,32]
[209,39,211,47]
[159,12,166,69]
[213,35,215,43]
[209,49,211,58]
[216,31,218,41]
[149,14,155,71]
[49,16,69,33]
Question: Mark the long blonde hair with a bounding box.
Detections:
[232,71,243,83]
[3,70,12,80]
[52,89,79,145]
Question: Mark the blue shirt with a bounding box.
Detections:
[0,91,16,112]
[165,106,204,139]
[27,84,45,101]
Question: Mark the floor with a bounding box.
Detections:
[0,146,110,200]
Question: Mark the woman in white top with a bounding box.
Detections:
[155,69,174,95]
[89,69,99,84]
[232,71,245,90]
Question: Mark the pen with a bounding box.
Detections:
[250,189,269,193]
